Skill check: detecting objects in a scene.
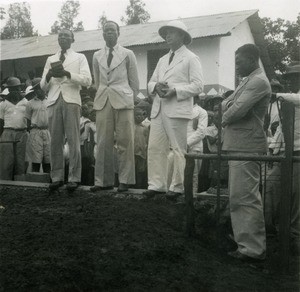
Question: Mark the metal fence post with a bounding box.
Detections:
[279,101,295,273]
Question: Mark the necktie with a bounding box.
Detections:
[107,48,113,67]
[60,49,66,63]
[169,52,175,64]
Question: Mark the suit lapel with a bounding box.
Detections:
[232,77,250,100]
[98,49,109,70]
[163,48,185,77]
[98,47,127,72]
[63,49,76,69]
[109,48,126,71]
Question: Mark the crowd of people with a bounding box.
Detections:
[0,19,299,260]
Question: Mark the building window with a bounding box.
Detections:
[147,49,168,83]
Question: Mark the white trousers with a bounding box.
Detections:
[48,96,81,183]
[147,111,188,193]
[94,100,135,187]
[228,152,266,259]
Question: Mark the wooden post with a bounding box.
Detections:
[279,101,295,273]
[184,156,195,237]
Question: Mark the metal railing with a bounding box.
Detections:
[184,101,297,273]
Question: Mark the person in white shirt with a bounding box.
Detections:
[0,77,28,180]
[186,96,207,193]
[41,29,92,191]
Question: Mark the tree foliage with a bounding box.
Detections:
[50,0,84,34]
[0,7,6,20]
[0,3,35,39]
[262,14,300,74]
[98,11,107,29]
[121,0,150,25]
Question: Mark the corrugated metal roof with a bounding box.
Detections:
[1,9,258,61]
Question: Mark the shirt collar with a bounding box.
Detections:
[170,45,185,55]
[248,67,263,79]
[58,48,72,55]
[105,44,119,54]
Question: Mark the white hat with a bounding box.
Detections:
[25,85,34,96]
[158,20,192,45]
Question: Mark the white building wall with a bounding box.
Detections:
[130,38,221,92]
[219,20,264,90]
[189,38,220,87]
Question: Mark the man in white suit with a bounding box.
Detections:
[143,20,203,199]
[91,21,139,192]
[41,29,92,191]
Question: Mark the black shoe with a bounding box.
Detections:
[117,183,128,192]
[90,185,114,192]
[49,181,64,191]
[66,182,79,192]
[142,189,165,198]
[228,250,265,263]
[165,191,182,201]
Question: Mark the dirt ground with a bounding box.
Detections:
[0,185,299,291]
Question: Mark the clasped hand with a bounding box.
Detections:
[155,82,176,99]
[47,68,69,79]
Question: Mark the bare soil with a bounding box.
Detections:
[0,185,299,291]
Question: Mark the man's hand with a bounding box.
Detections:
[52,69,71,79]
[162,88,176,99]
[154,82,169,98]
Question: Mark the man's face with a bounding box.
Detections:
[58,30,73,50]
[103,22,119,47]
[286,74,300,93]
[165,27,184,49]
[235,53,253,78]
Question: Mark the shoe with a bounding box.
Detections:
[49,181,64,191]
[142,190,165,198]
[165,191,183,200]
[66,182,79,192]
[227,250,265,262]
[90,185,114,192]
[117,183,128,192]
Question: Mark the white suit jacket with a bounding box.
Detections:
[41,48,92,107]
[148,45,203,119]
[93,44,139,110]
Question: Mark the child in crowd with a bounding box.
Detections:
[25,78,51,173]
[186,95,208,194]
[80,97,96,185]
[0,77,28,180]
[133,106,149,188]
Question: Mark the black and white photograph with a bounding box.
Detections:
[0,0,299,290]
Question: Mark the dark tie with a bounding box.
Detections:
[107,48,113,67]
[169,52,175,64]
[60,49,66,63]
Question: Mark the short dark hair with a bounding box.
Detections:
[103,20,120,34]
[236,44,260,61]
